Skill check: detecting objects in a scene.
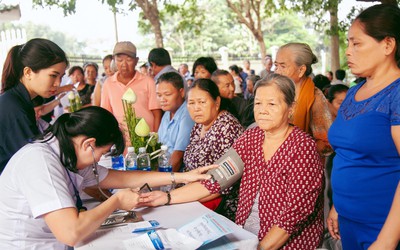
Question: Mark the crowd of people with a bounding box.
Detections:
[0,3,399,250]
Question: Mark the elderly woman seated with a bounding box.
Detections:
[140,74,325,249]
[184,78,244,220]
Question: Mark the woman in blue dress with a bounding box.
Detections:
[327,4,400,249]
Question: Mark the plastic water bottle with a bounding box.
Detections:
[111,145,124,171]
[158,145,172,192]
[125,147,137,171]
[137,147,151,171]
[111,154,124,170]
[158,145,172,172]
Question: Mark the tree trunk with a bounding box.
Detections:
[255,33,266,60]
[226,0,266,60]
[329,2,340,78]
[135,0,164,48]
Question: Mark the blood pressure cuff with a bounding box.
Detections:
[207,147,244,191]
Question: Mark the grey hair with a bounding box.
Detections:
[253,73,295,106]
[280,42,318,76]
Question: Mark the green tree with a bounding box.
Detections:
[32,0,201,48]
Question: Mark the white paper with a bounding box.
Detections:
[178,213,233,245]
[123,229,202,250]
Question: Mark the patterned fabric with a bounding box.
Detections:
[202,126,324,249]
[185,111,243,221]
[183,111,244,171]
[290,77,333,156]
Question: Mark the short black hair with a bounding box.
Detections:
[148,48,171,66]
[229,65,240,74]
[313,74,331,91]
[68,66,84,76]
[335,69,346,81]
[192,57,218,77]
[327,84,349,103]
[157,71,184,90]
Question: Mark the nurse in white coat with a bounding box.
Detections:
[0,106,212,249]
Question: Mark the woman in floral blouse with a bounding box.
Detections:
[141,74,325,249]
[184,78,244,172]
[184,78,244,218]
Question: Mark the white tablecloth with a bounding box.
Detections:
[75,202,258,250]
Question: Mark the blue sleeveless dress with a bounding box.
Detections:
[328,79,400,249]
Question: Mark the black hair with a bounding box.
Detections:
[313,74,331,91]
[102,54,113,63]
[68,66,84,76]
[1,38,69,93]
[156,71,184,90]
[148,48,171,66]
[335,69,346,81]
[38,106,124,172]
[356,4,400,68]
[229,65,240,74]
[327,84,349,103]
[192,57,218,77]
[189,78,235,115]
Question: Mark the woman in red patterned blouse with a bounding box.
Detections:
[140,74,325,249]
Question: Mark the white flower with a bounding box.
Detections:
[135,118,150,137]
[68,91,75,100]
[122,89,137,104]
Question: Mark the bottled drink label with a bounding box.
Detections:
[125,147,137,171]
[137,147,151,171]
[125,159,137,171]
[111,155,124,171]
[158,165,172,172]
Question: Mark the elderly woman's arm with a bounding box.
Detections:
[310,88,333,156]
[139,182,213,206]
[258,139,324,249]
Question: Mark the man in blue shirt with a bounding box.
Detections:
[156,72,194,172]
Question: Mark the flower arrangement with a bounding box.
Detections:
[122,89,161,168]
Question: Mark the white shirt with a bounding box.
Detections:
[0,136,108,249]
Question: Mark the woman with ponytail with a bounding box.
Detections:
[0,38,69,173]
[0,106,213,249]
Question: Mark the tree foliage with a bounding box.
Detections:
[0,22,86,55]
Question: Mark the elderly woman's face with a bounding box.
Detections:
[254,84,292,133]
[274,48,303,84]
[187,87,220,127]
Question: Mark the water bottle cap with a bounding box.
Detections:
[127,146,135,153]
[139,147,146,153]
[161,145,168,151]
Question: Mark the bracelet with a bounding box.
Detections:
[170,172,176,186]
[164,191,171,205]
